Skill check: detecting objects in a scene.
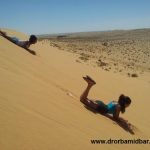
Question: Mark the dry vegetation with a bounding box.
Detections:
[38,29,150,77]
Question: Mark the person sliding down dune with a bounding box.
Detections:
[80,75,131,120]
[0,30,37,49]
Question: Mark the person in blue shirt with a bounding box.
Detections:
[80,75,131,120]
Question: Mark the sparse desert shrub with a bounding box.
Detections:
[104,68,109,71]
[102,42,108,46]
[79,56,89,61]
[79,55,89,62]
[97,59,108,67]
[76,59,81,63]
[131,73,138,77]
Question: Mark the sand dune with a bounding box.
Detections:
[0,29,150,150]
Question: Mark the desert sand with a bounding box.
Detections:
[0,29,150,150]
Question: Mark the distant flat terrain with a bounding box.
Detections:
[38,28,150,79]
[38,28,150,40]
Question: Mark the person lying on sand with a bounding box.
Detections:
[80,75,131,120]
[0,30,37,54]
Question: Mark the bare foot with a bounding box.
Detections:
[83,75,96,85]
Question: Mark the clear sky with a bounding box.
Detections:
[0,0,150,34]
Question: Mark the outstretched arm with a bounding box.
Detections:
[113,106,120,120]
[0,30,14,43]
[23,47,36,55]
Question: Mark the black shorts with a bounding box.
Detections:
[95,100,108,114]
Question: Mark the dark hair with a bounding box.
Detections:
[29,35,37,43]
[118,94,131,113]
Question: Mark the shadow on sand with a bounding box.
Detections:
[84,105,136,135]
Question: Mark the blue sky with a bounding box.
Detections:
[0,0,150,34]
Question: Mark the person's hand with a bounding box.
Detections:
[0,30,3,35]
[30,50,36,55]
[24,48,36,55]
[0,30,6,36]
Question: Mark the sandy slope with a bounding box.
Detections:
[0,29,150,150]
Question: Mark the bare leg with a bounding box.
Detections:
[80,84,93,102]
[80,76,98,109]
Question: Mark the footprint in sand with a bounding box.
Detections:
[67,92,77,99]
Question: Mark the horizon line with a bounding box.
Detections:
[36,27,150,36]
